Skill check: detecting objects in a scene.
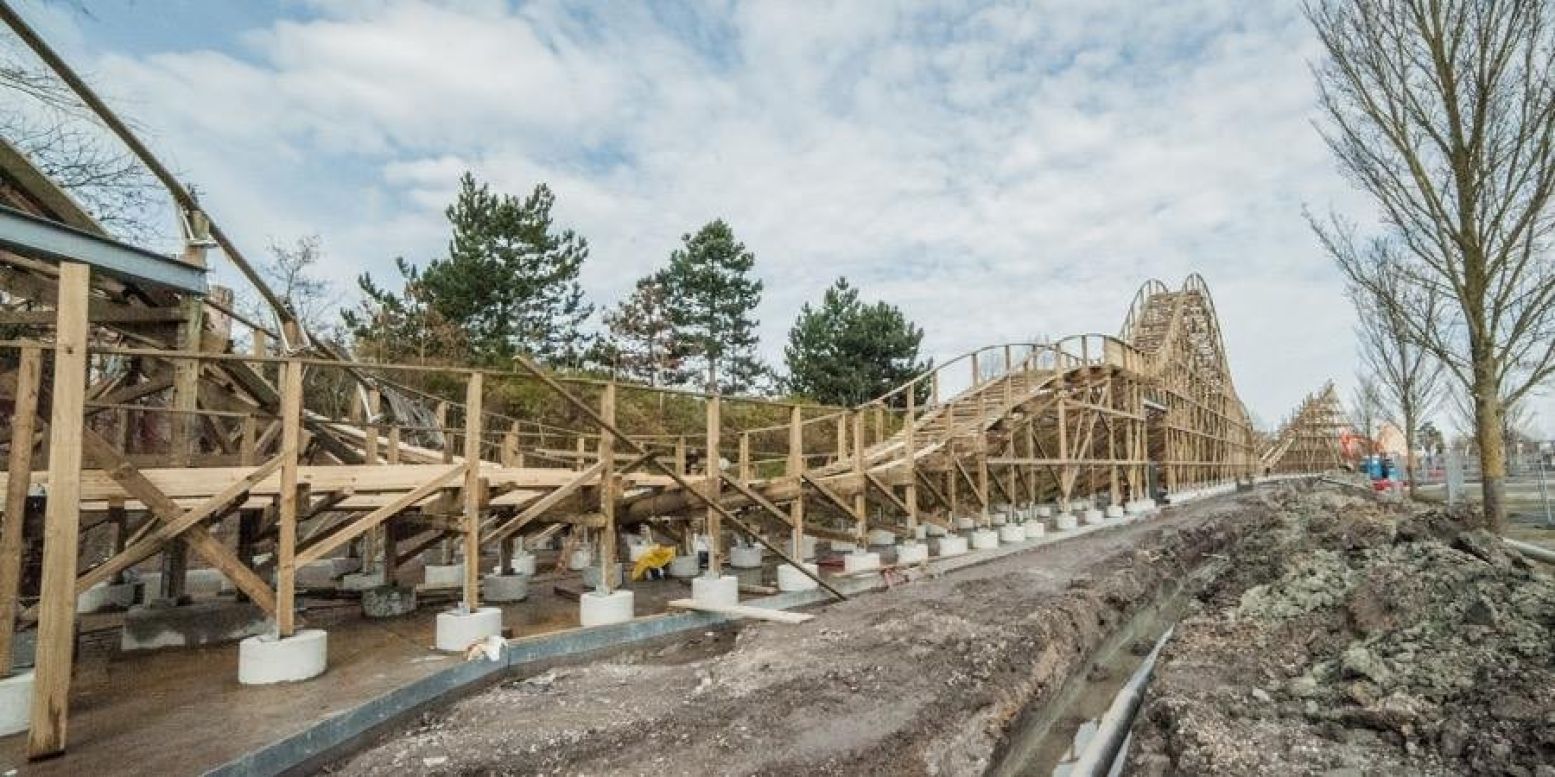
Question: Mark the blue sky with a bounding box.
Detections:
[6,0,1461,430]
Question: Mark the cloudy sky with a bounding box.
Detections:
[9,0,1467,430]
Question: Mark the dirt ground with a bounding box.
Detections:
[1127,484,1555,776]
[326,497,1258,776]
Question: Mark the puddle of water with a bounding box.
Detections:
[989,561,1223,777]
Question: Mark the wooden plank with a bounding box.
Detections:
[596,383,616,594]
[0,345,41,675]
[28,262,88,759]
[295,465,465,565]
[705,395,721,575]
[484,461,607,544]
[276,360,303,637]
[665,598,813,624]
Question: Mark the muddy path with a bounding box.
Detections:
[324,493,1266,777]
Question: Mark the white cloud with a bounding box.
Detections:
[26,0,1501,427]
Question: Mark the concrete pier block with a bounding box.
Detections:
[797,535,820,560]
[483,573,529,603]
[896,542,929,565]
[331,557,362,577]
[1106,505,1126,520]
[830,540,857,553]
[925,524,948,537]
[1036,506,1053,518]
[843,551,881,574]
[579,590,634,627]
[238,629,327,685]
[0,671,32,736]
[423,563,464,588]
[913,525,928,540]
[1025,521,1046,540]
[668,555,700,578]
[1055,513,1079,531]
[567,548,593,571]
[998,524,1026,544]
[991,513,1007,526]
[340,571,385,591]
[692,575,739,608]
[935,535,969,557]
[121,600,269,652]
[777,563,820,592]
[730,545,764,569]
[971,529,1000,550]
[1082,508,1105,525]
[580,563,624,590]
[76,581,139,613]
[955,516,977,531]
[361,585,417,618]
[866,529,898,547]
[435,607,503,652]
[294,560,339,588]
[510,553,537,576]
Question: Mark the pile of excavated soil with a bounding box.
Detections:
[326,499,1259,776]
[1128,484,1555,776]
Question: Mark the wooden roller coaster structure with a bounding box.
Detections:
[0,5,1330,760]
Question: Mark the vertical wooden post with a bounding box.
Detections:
[971,352,980,386]
[851,412,866,542]
[575,435,587,471]
[435,401,450,463]
[705,395,722,576]
[386,426,401,465]
[872,405,884,447]
[364,387,380,465]
[931,372,940,408]
[835,414,847,463]
[275,360,304,638]
[462,373,484,610]
[596,383,616,594]
[738,433,751,485]
[27,263,89,759]
[904,385,918,535]
[501,422,519,467]
[674,436,686,477]
[0,346,42,676]
[787,406,805,558]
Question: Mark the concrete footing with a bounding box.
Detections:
[579,590,634,627]
[730,545,764,569]
[998,524,1026,544]
[295,560,339,588]
[0,671,32,736]
[843,551,881,573]
[435,607,503,652]
[1036,506,1053,518]
[238,629,327,685]
[913,525,928,540]
[1055,513,1079,531]
[76,581,139,613]
[668,555,700,578]
[830,540,857,553]
[340,571,385,591]
[1025,521,1046,540]
[510,553,537,576]
[777,563,820,592]
[1106,505,1126,520]
[567,548,593,570]
[1082,508,1105,525]
[925,524,947,537]
[423,563,464,588]
[580,563,623,590]
[692,575,739,608]
[991,513,1006,526]
[970,529,1000,550]
[954,517,977,531]
[866,529,898,547]
[935,535,969,557]
[361,585,417,618]
[896,542,929,564]
[121,600,269,652]
[483,573,529,603]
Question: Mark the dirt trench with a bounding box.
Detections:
[324,496,1263,776]
[1126,485,1555,776]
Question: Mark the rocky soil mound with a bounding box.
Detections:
[1127,484,1555,776]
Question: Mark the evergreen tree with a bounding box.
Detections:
[342,257,469,364]
[600,271,688,386]
[418,173,593,364]
[660,220,765,393]
[784,277,929,406]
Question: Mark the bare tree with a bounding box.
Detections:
[1349,373,1386,453]
[1307,0,1555,529]
[1347,258,1445,496]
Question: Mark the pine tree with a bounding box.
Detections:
[342,257,469,364]
[784,277,929,406]
[660,220,765,393]
[418,173,593,364]
[600,271,688,386]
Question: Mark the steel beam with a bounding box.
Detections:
[0,204,207,295]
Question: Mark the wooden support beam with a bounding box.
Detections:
[705,395,722,576]
[0,345,41,677]
[484,461,607,545]
[28,262,89,760]
[787,405,804,559]
[296,465,466,565]
[461,373,483,609]
[276,360,303,637]
[596,382,616,594]
[864,471,912,517]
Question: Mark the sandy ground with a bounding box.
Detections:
[326,496,1259,776]
[1127,484,1555,776]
